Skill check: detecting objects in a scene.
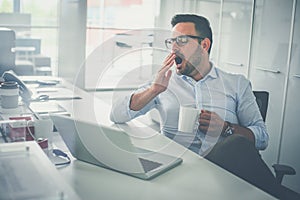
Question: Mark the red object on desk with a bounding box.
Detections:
[8,116,34,141]
[8,116,49,150]
[37,138,48,149]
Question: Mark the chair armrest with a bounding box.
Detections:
[272,164,296,184]
[272,164,296,175]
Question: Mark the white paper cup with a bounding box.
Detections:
[27,118,54,152]
[0,81,19,112]
[178,106,201,133]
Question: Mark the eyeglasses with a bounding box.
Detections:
[165,35,205,49]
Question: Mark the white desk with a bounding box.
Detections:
[16,76,276,200]
[0,141,80,200]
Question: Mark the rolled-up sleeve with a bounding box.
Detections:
[110,93,138,123]
[236,76,269,150]
[248,124,269,150]
[110,85,158,124]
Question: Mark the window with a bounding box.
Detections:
[85,0,160,89]
[0,0,59,76]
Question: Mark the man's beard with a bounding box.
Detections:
[179,53,202,77]
[180,62,196,76]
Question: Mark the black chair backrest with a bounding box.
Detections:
[253,91,269,122]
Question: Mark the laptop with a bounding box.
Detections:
[50,115,183,180]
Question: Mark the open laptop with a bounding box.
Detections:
[51,115,182,180]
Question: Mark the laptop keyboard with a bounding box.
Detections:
[139,158,163,173]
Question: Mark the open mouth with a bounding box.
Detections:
[175,56,182,65]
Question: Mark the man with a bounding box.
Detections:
[110,14,282,198]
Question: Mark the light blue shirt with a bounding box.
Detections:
[110,63,269,154]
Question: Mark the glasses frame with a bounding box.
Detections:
[165,35,205,49]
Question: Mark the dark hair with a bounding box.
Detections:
[171,14,213,54]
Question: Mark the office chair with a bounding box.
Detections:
[253,91,296,184]
[0,28,16,76]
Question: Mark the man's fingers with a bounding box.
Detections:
[164,53,176,62]
[162,53,174,65]
[200,112,211,120]
[198,125,208,133]
[199,118,210,126]
[160,54,175,71]
[201,109,211,114]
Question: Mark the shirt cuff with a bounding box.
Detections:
[126,92,141,118]
[247,125,269,150]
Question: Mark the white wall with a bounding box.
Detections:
[248,0,300,192]
[58,0,87,88]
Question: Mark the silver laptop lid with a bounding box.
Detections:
[51,114,146,174]
[51,114,183,180]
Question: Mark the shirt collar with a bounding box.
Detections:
[180,62,218,84]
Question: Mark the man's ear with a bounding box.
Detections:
[201,38,211,52]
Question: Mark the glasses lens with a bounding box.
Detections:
[165,35,192,49]
[177,35,189,46]
[165,38,173,49]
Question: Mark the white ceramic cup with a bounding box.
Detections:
[178,105,201,133]
[27,118,54,151]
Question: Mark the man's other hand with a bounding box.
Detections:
[198,110,226,137]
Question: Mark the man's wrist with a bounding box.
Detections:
[222,121,235,137]
[149,85,163,96]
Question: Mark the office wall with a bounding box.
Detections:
[249,0,293,172]
[248,0,299,193]
[277,0,300,192]
[217,0,253,76]
[0,28,16,75]
[58,0,87,88]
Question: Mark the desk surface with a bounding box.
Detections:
[0,141,80,200]
[12,76,275,200]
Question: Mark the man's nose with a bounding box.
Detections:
[171,42,180,53]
